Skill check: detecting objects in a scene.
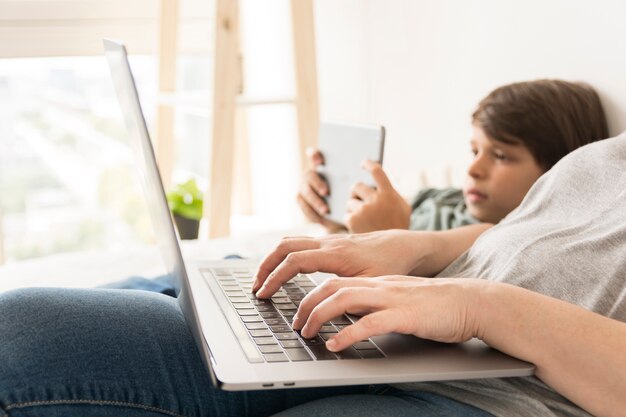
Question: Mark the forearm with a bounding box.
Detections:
[477,283,626,417]
[409,223,493,276]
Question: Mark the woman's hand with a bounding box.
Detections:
[345,160,412,233]
[253,230,428,297]
[292,276,485,351]
[290,275,626,417]
[296,148,347,234]
[253,224,493,298]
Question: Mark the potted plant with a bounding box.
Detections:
[166,179,203,239]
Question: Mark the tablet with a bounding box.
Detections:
[317,122,385,225]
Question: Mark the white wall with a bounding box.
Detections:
[314,0,626,194]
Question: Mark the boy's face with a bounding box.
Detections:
[463,125,545,223]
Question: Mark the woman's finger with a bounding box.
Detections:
[254,238,320,291]
[376,275,429,284]
[298,287,390,338]
[326,309,401,352]
[256,248,343,298]
[293,277,382,330]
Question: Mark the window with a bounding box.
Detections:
[0,0,304,265]
[0,56,157,262]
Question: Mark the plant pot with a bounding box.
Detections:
[173,214,200,240]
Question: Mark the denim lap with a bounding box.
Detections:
[273,390,495,417]
[0,288,493,417]
[0,288,212,416]
[0,288,373,417]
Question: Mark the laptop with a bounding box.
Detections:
[103,39,534,390]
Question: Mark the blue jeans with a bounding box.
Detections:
[0,288,495,417]
[100,274,178,297]
[99,254,246,298]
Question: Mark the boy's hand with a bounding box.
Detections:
[344,160,412,233]
[296,148,346,233]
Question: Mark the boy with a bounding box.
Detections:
[298,79,608,232]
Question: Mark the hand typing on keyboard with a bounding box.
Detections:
[212,268,385,361]
[250,228,490,357]
[289,275,485,353]
[252,230,429,298]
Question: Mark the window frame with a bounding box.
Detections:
[0,0,212,58]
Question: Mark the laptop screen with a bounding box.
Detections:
[103,39,185,295]
[104,39,220,386]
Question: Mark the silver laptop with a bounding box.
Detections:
[103,39,534,391]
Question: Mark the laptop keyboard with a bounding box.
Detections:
[202,268,385,363]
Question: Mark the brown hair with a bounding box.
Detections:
[472,79,609,170]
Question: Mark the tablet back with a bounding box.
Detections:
[317,122,385,225]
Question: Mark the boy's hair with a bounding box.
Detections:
[472,79,609,170]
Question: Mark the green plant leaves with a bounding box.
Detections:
[166,179,204,220]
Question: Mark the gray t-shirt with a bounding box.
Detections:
[395,133,626,417]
